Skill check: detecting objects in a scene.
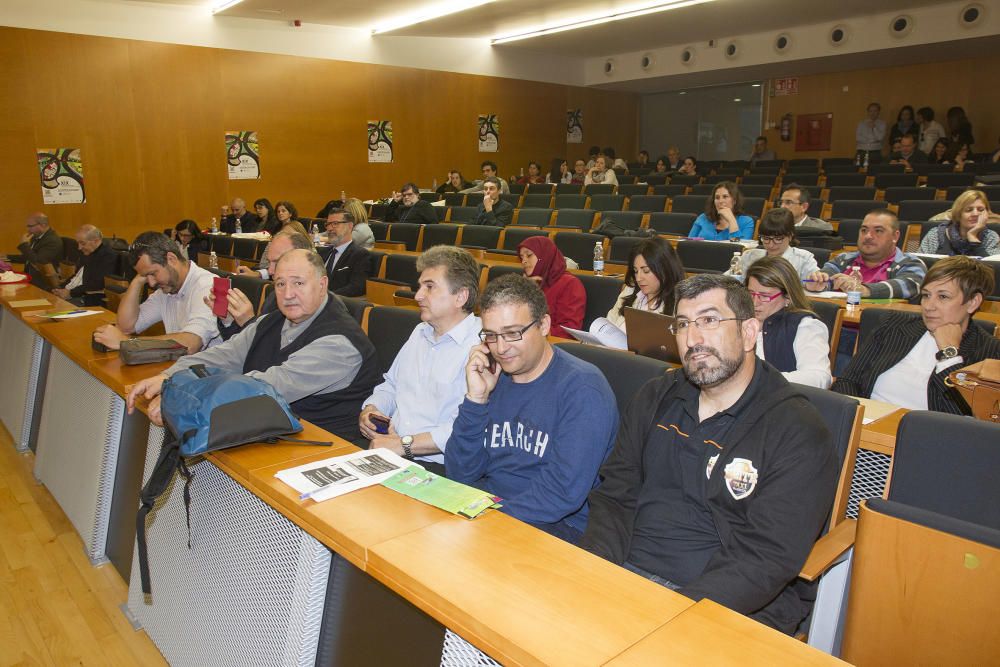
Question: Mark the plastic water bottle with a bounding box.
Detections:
[311,223,322,245]
[431,178,438,191]
[234,218,242,234]
[209,251,218,269]
[340,189,347,203]
[729,252,742,276]
[210,217,218,234]
[593,242,605,276]
[846,266,863,313]
[862,151,869,169]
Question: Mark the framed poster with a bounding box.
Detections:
[37,148,85,204]
[226,131,260,179]
[795,113,833,151]
[567,109,583,144]
[478,114,499,152]
[368,121,393,163]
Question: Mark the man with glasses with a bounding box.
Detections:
[580,274,837,634]
[15,212,63,289]
[53,224,116,306]
[445,274,618,543]
[93,231,220,354]
[385,182,437,225]
[474,177,513,227]
[779,184,831,232]
[460,160,511,195]
[322,208,369,297]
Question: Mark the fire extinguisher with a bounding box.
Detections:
[780,113,792,141]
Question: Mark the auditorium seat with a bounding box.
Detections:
[617,184,649,197]
[554,183,583,195]
[500,194,522,208]
[554,343,669,415]
[465,192,485,207]
[548,232,603,270]
[433,206,448,222]
[883,186,935,204]
[364,306,424,376]
[382,253,420,289]
[741,197,766,219]
[370,221,389,241]
[447,206,479,223]
[442,192,465,207]
[597,210,644,232]
[926,172,975,190]
[801,246,832,267]
[208,236,234,256]
[740,174,777,187]
[874,173,919,189]
[866,163,905,176]
[670,195,707,215]
[739,185,775,200]
[650,184,687,198]
[338,296,372,325]
[576,274,624,328]
[512,208,554,227]
[387,222,423,251]
[609,236,646,262]
[823,163,861,174]
[525,183,554,195]
[421,224,460,249]
[808,298,843,365]
[627,195,668,213]
[689,184,716,196]
[647,212,697,236]
[826,186,877,202]
[418,192,439,202]
[521,193,554,209]
[507,183,526,195]
[831,200,886,221]
[781,174,820,187]
[835,219,863,246]
[229,273,269,315]
[669,175,700,187]
[552,209,596,231]
[789,158,820,169]
[584,184,616,196]
[914,162,957,176]
[459,225,502,250]
[589,194,626,212]
[554,194,589,210]
[897,199,951,221]
[501,227,548,251]
[676,240,743,273]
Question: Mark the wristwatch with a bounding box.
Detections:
[400,435,414,460]
[935,346,959,361]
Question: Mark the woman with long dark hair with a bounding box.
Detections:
[606,237,685,333]
[172,219,206,263]
[688,181,755,240]
[889,105,916,144]
[546,158,572,185]
[254,198,280,235]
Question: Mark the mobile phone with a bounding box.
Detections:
[370,415,390,435]
[486,352,497,374]
[212,276,231,318]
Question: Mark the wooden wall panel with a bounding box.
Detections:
[763,55,1000,159]
[0,26,638,248]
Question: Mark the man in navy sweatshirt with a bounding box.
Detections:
[445,274,618,543]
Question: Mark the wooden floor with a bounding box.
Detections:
[0,426,166,667]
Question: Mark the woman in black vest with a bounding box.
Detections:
[745,256,832,388]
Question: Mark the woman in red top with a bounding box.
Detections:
[517,161,546,185]
[517,236,587,338]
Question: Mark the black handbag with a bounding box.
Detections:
[119,338,188,365]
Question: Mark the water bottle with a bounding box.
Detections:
[431,178,438,191]
[846,266,863,312]
[209,251,218,269]
[593,241,605,276]
[862,151,869,169]
[210,217,218,234]
[855,152,861,167]
[234,217,242,234]
[311,223,322,245]
[340,189,347,203]
[729,252,742,276]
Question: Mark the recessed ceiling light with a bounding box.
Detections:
[373,0,495,35]
[751,83,761,87]
[212,0,245,13]
[678,91,687,95]
[493,0,714,44]
[734,98,741,102]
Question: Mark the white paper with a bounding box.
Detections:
[48,309,102,319]
[565,317,627,350]
[275,449,420,502]
[809,290,848,299]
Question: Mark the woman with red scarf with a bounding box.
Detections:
[517,236,586,338]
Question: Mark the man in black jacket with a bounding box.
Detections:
[385,182,437,225]
[474,177,513,227]
[16,212,63,290]
[579,273,838,634]
[323,208,370,297]
[53,225,117,306]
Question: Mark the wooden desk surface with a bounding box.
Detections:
[246,452,456,569]
[86,355,173,399]
[367,511,694,667]
[605,599,847,666]
[859,408,908,455]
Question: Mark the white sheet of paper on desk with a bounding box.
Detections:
[275,448,420,502]
[565,317,627,350]
[47,309,102,319]
[810,291,848,299]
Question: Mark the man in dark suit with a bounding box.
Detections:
[323,208,370,297]
[474,177,513,227]
[52,224,117,306]
[220,198,257,233]
[385,182,438,225]
[16,212,63,290]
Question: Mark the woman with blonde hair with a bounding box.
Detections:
[343,197,375,249]
[920,190,999,256]
[745,256,831,388]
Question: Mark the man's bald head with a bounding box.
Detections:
[266,231,314,265]
[75,224,104,255]
[26,212,49,236]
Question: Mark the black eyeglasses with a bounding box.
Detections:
[129,240,152,253]
[667,316,743,336]
[479,319,539,343]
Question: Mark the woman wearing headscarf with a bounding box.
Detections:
[517,236,586,339]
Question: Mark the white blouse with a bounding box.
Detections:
[606,286,662,332]
[755,316,832,388]
[726,246,820,281]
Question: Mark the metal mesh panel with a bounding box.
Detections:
[0,313,38,450]
[88,395,126,563]
[846,448,893,519]
[128,426,330,667]
[440,630,502,667]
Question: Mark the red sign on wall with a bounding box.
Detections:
[796,113,834,151]
[773,78,799,96]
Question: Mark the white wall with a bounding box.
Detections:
[0,0,586,85]
[585,1,1000,88]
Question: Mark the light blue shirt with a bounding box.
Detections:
[363,312,482,464]
[689,213,755,241]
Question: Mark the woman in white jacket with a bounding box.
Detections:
[726,208,819,281]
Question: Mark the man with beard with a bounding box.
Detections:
[93,231,220,353]
[579,274,838,634]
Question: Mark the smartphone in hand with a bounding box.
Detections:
[370,415,390,435]
[212,276,231,318]
[486,352,497,374]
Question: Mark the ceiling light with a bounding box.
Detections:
[734,98,741,102]
[492,0,713,44]
[678,91,687,95]
[212,0,246,13]
[372,0,495,35]
[751,83,761,87]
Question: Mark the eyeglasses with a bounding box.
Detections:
[748,290,784,303]
[129,240,152,253]
[667,316,742,336]
[760,235,788,244]
[480,319,539,343]
[778,199,801,206]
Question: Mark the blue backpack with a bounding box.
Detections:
[136,364,330,595]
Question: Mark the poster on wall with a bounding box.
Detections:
[37,148,85,204]
[226,131,260,180]
[478,114,499,152]
[368,120,393,163]
[566,109,583,144]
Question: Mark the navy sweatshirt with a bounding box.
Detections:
[445,347,618,533]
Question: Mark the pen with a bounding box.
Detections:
[299,486,330,501]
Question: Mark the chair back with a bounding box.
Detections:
[584,184,616,195]
[554,343,668,416]
[897,199,951,221]
[609,236,646,262]
[826,186,877,202]
[554,194,589,210]
[501,227,548,251]
[670,195,707,215]
[831,199,885,221]
[647,212,697,236]
[421,224,460,250]
[364,306,423,376]
[521,193,554,209]
[459,225,502,249]
[383,253,420,289]
[387,222,423,251]
[590,194,626,211]
[675,240,743,272]
[598,211,644,231]
[553,209,597,231]
[447,206,479,223]
[553,232,605,271]
[808,299,843,366]
[442,192,465,207]
[513,209,554,227]
[628,195,668,212]
[231,237,259,261]
[338,296,372,324]
[577,274,624,328]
